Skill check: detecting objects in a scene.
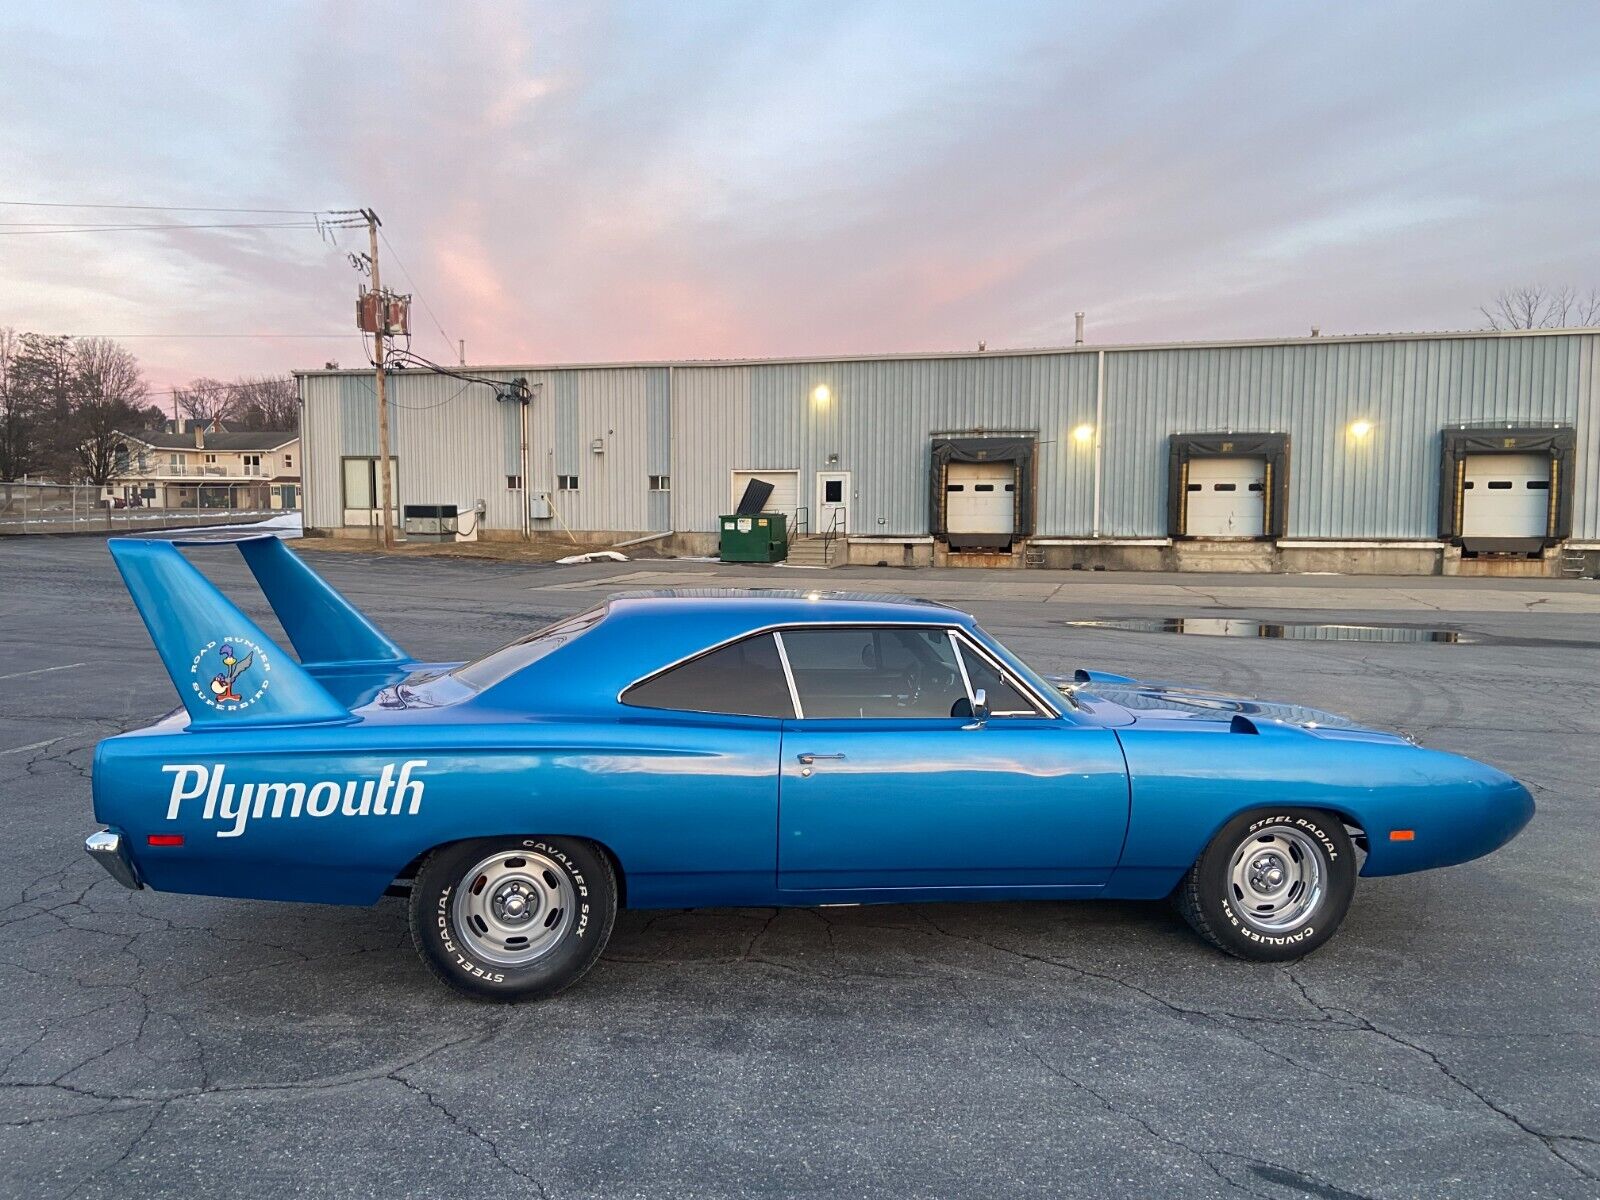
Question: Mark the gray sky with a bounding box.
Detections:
[2,1,1597,388]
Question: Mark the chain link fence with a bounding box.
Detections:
[0,481,294,535]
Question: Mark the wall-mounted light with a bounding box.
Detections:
[811,385,831,405]
[1072,423,1096,446]
[1348,419,1374,440]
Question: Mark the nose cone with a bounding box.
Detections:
[1363,749,1534,877]
[1442,755,1535,867]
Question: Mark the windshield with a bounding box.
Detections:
[451,606,606,691]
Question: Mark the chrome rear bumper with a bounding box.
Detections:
[85,828,142,890]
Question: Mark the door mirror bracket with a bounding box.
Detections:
[964,688,990,729]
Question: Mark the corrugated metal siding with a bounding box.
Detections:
[525,368,663,534]
[299,332,1599,542]
[1102,335,1596,539]
[303,370,530,531]
[668,354,1097,535]
[1579,336,1600,539]
[671,366,752,531]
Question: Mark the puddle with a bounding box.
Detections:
[1062,617,1472,644]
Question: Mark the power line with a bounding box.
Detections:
[0,221,324,236]
[0,199,321,214]
[377,227,455,357]
[29,333,353,339]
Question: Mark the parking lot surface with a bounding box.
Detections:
[1,536,1596,1199]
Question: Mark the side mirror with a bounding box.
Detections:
[966,688,990,729]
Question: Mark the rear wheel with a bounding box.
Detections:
[1175,808,1355,961]
[408,836,616,1001]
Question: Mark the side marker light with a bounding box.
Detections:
[147,834,185,847]
[1389,830,1415,842]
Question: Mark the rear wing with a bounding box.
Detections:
[108,531,411,731]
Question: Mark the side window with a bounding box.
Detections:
[954,637,1042,716]
[623,633,794,718]
[782,627,967,719]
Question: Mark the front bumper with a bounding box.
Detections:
[85,828,142,890]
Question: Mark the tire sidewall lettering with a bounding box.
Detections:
[425,839,596,989]
[1244,814,1338,861]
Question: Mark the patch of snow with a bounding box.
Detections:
[557,549,630,565]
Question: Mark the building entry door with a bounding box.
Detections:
[816,472,850,535]
[1185,457,1266,537]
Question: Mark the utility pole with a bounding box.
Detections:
[364,208,395,550]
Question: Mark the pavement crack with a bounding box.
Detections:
[387,1070,551,1198]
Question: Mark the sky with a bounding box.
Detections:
[1,1,1597,392]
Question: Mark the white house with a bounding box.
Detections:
[106,421,300,511]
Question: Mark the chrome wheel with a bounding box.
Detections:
[451,849,576,967]
[1227,826,1324,933]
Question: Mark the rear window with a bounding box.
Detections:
[451,607,606,690]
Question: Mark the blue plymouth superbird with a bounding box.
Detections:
[87,533,1533,1001]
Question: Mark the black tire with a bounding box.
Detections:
[408,836,617,1002]
[1174,808,1355,961]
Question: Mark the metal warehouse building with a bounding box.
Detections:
[296,328,1600,576]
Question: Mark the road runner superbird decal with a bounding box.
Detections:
[189,637,271,712]
[161,760,428,838]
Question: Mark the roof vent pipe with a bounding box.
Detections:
[1074,312,1086,345]
[1310,326,1321,337]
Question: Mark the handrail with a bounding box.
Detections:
[820,506,845,554]
[789,505,809,544]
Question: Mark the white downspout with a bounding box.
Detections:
[1092,349,1105,538]
[520,385,531,541]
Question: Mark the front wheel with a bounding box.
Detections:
[1174,808,1356,961]
[408,836,617,1001]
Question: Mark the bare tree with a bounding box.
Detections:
[173,377,236,424]
[1481,285,1600,330]
[229,376,300,431]
[73,338,149,487]
[0,328,44,484]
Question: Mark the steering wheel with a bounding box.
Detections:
[898,662,924,708]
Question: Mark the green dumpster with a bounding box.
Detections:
[719,512,788,562]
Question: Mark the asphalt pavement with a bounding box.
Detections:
[1,535,1596,1199]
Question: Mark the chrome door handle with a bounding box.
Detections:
[797,752,846,764]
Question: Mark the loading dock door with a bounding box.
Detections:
[730,470,799,518]
[1461,454,1550,539]
[946,461,1016,542]
[1185,457,1266,537]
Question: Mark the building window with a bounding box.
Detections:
[284,453,293,469]
[649,475,670,491]
[169,453,184,470]
[243,454,262,471]
[204,453,217,464]
[557,475,579,491]
[507,475,523,490]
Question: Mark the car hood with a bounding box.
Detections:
[1049,669,1403,739]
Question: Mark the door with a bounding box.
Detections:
[1185,457,1265,536]
[1462,454,1550,538]
[945,462,1015,541]
[341,457,400,528]
[816,472,850,535]
[775,625,1130,898]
